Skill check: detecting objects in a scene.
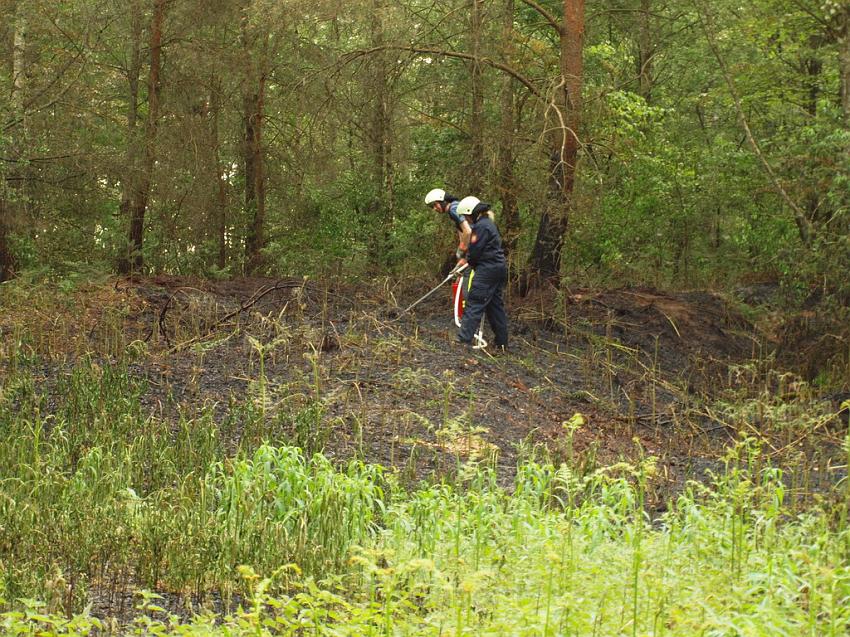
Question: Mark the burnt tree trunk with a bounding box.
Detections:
[526,0,584,285]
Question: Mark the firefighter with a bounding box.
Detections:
[424,188,472,264]
[455,196,508,351]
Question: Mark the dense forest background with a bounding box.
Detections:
[1,0,849,296]
[4,3,850,629]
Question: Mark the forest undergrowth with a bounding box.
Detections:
[1,275,849,635]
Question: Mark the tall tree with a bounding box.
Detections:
[527,0,585,283]
[209,74,229,270]
[241,3,269,274]
[0,1,28,282]
[119,0,167,275]
[636,0,655,101]
[837,3,850,124]
[496,0,520,260]
[366,0,395,260]
[0,0,33,282]
[117,0,144,274]
[467,0,485,194]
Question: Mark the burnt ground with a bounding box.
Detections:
[38,274,838,506]
[4,274,850,621]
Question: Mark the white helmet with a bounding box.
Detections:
[457,196,480,216]
[424,188,446,206]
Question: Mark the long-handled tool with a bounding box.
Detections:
[401,262,468,315]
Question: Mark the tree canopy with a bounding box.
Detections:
[1,0,848,295]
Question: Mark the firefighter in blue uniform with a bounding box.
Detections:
[455,196,509,351]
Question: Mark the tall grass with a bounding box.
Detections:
[2,353,850,634]
[0,355,385,611]
[8,443,847,635]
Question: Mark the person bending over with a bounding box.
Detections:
[424,188,472,264]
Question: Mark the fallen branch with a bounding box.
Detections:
[152,279,310,353]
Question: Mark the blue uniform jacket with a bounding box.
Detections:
[467,216,506,277]
[447,201,464,229]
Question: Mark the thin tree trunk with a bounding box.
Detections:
[242,11,268,274]
[117,0,143,274]
[0,203,13,283]
[1,1,29,282]
[804,56,821,118]
[637,0,653,102]
[12,4,27,117]
[804,46,822,224]
[467,0,485,193]
[209,76,228,270]
[840,10,850,125]
[368,0,393,260]
[526,0,584,284]
[123,0,165,274]
[497,0,520,261]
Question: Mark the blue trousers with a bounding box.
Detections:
[458,267,508,347]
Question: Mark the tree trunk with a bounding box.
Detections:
[12,3,27,117]
[840,11,850,125]
[526,0,584,285]
[0,203,13,283]
[242,12,268,274]
[467,0,485,193]
[122,0,165,275]
[497,0,520,261]
[1,1,30,282]
[804,46,823,224]
[637,0,653,102]
[117,0,143,275]
[367,0,393,261]
[209,76,228,270]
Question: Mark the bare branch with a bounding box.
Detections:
[695,0,813,247]
[341,45,544,101]
[519,0,563,35]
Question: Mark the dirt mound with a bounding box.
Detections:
[512,286,756,393]
[569,287,755,372]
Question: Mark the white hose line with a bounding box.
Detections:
[453,279,463,328]
[472,324,488,349]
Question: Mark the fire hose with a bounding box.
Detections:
[401,262,469,314]
[452,271,487,349]
[401,262,487,349]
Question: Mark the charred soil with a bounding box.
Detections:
[11,274,842,501]
[4,274,849,621]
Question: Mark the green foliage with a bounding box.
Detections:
[3,433,850,633]
[2,357,850,633]
[1,0,847,296]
